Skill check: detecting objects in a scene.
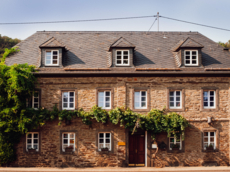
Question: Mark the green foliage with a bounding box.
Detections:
[0,35,20,59]
[218,40,230,48]
[0,47,190,165]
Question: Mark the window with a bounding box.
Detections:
[184,50,198,66]
[203,91,215,109]
[116,50,129,65]
[62,92,75,110]
[203,131,216,150]
[32,91,39,109]
[169,91,181,109]
[169,134,182,150]
[45,50,59,66]
[134,91,147,109]
[26,132,39,151]
[62,133,75,152]
[98,91,111,109]
[98,133,111,151]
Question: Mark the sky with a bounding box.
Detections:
[0,0,229,42]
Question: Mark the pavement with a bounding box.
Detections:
[0,167,230,172]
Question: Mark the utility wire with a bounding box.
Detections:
[147,17,157,32]
[160,15,230,32]
[0,15,155,25]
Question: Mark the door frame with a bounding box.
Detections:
[126,130,150,167]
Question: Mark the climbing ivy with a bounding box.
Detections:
[0,47,190,166]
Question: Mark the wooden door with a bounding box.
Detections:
[129,134,145,165]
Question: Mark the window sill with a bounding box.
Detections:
[133,108,149,112]
[167,108,184,112]
[167,149,184,153]
[61,151,76,155]
[202,149,218,153]
[201,108,218,112]
[26,151,40,154]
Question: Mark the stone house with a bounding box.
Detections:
[5,31,230,167]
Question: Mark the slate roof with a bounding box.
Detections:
[5,31,230,74]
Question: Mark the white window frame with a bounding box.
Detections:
[62,91,75,110]
[62,133,75,152]
[116,50,129,66]
[203,131,216,150]
[45,50,59,66]
[203,90,215,109]
[134,91,147,109]
[169,135,182,150]
[169,90,182,109]
[98,91,111,109]
[26,132,39,152]
[98,132,111,151]
[32,91,39,109]
[184,50,198,66]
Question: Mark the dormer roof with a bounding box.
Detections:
[109,37,135,51]
[39,37,69,50]
[173,37,204,52]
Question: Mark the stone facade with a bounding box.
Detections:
[12,76,230,167]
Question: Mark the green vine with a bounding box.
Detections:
[0,47,190,166]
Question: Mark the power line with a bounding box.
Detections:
[160,15,230,32]
[147,17,157,32]
[0,15,155,25]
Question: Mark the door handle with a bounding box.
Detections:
[135,149,137,153]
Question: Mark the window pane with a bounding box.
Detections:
[186,56,190,59]
[63,98,68,102]
[34,134,38,138]
[63,134,68,138]
[170,138,174,142]
[34,92,39,97]
[210,97,214,101]
[169,92,174,96]
[192,60,197,64]
[53,51,58,55]
[192,51,197,55]
[33,145,38,149]
[176,91,180,96]
[106,133,110,137]
[63,92,68,98]
[70,92,74,97]
[210,132,215,136]
[135,102,139,108]
[106,139,110,143]
[210,91,214,96]
[176,102,180,107]
[141,102,146,107]
[170,97,174,101]
[186,60,190,64]
[27,139,31,143]
[69,133,74,138]
[105,92,110,96]
[204,132,208,136]
[69,103,74,108]
[210,102,214,107]
[123,60,128,64]
[46,60,51,64]
[123,56,128,59]
[34,98,38,103]
[117,60,121,64]
[117,51,121,55]
[99,139,104,143]
[141,91,146,96]
[192,56,196,59]
[105,97,110,101]
[117,56,121,60]
[99,92,104,97]
[204,102,208,107]
[63,103,68,108]
[123,51,128,55]
[63,139,68,144]
[176,97,180,101]
[70,98,74,102]
[34,139,38,144]
[203,97,208,101]
[105,103,110,107]
[99,133,104,138]
[27,145,32,149]
[203,92,208,97]
[141,97,146,102]
[204,138,208,142]
[46,52,51,56]
[135,92,140,103]
[53,60,58,64]
[170,102,174,107]
[210,137,214,142]
[185,51,190,55]
[98,102,103,107]
[34,104,39,108]
[70,139,74,144]
[28,134,32,138]
[53,56,58,60]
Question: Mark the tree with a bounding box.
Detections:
[0,34,21,58]
[218,40,230,48]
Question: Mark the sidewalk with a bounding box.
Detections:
[0,167,230,172]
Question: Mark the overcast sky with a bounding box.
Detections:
[0,0,229,42]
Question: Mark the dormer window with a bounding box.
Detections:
[116,50,129,66]
[184,50,198,66]
[45,50,59,66]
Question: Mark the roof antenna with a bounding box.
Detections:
[157,12,159,32]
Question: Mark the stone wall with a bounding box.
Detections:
[12,76,230,167]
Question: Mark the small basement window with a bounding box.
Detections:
[45,50,59,66]
[184,50,198,66]
[116,50,129,66]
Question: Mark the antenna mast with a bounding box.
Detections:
[157,12,159,31]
